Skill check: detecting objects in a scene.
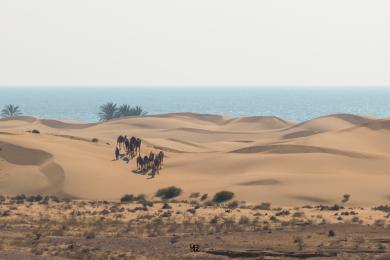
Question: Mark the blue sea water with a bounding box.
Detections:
[1,87,390,123]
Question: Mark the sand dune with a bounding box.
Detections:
[0,116,37,123]
[231,144,373,159]
[39,119,96,129]
[0,141,52,165]
[285,114,375,133]
[1,113,390,206]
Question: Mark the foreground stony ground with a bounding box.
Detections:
[0,195,390,259]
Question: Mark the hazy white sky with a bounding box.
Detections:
[0,0,389,87]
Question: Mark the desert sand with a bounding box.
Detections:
[1,113,390,206]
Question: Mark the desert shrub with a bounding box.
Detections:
[212,191,234,203]
[342,194,351,203]
[26,195,43,203]
[187,208,196,214]
[200,193,208,201]
[209,216,219,224]
[84,230,96,239]
[50,195,60,203]
[156,186,182,200]
[162,202,171,209]
[160,211,172,218]
[275,210,290,216]
[203,201,214,207]
[319,204,342,211]
[189,200,199,205]
[238,216,250,225]
[254,202,271,210]
[91,138,98,143]
[292,211,304,218]
[120,194,134,203]
[189,192,200,198]
[14,194,26,204]
[227,201,239,209]
[374,205,390,213]
[31,129,40,134]
[328,230,336,237]
[134,194,146,202]
[374,219,386,227]
[352,216,360,223]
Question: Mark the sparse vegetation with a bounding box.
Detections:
[0,195,387,259]
[227,201,239,209]
[238,216,250,225]
[342,194,351,203]
[374,205,390,213]
[155,186,182,200]
[120,194,135,203]
[189,192,200,198]
[212,191,234,203]
[254,202,271,210]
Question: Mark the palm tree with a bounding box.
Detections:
[98,102,118,121]
[117,104,148,117]
[1,104,22,117]
[129,105,148,116]
[116,104,132,117]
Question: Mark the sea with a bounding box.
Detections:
[1,87,390,123]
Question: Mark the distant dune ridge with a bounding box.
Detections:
[0,112,390,206]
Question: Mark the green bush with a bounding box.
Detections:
[120,194,134,203]
[212,191,234,203]
[155,186,182,200]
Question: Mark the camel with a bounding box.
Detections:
[124,137,130,154]
[149,152,155,168]
[143,155,149,171]
[135,138,142,155]
[117,135,125,149]
[153,157,161,173]
[158,151,164,168]
[136,155,143,170]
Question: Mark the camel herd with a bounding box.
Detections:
[115,135,164,178]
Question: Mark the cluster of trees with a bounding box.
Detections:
[98,102,147,121]
[1,104,22,117]
[1,103,147,122]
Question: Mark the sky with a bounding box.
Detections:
[0,0,389,87]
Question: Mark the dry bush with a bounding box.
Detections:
[238,216,250,225]
[254,202,271,210]
[189,192,200,198]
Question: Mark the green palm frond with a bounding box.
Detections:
[1,104,22,117]
[97,102,118,121]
